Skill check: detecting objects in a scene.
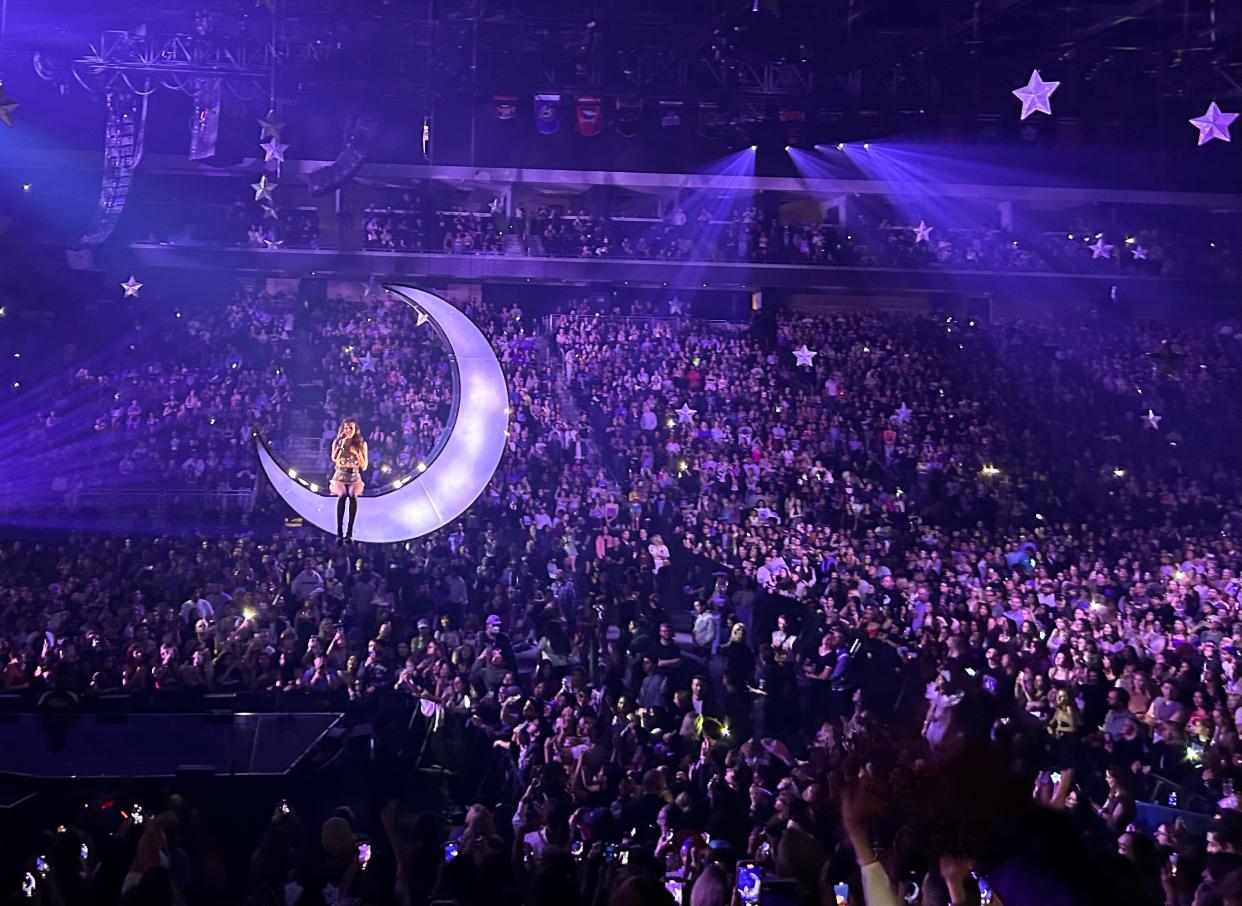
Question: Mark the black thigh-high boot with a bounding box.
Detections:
[346,495,358,541]
[336,495,347,541]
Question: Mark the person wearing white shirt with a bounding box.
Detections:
[649,534,670,574]
[180,594,214,625]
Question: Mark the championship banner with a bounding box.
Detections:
[616,98,642,138]
[699,101,723,139]
[659,100,683,128]
[534,94,561,135]
[493,95,518,120]
[575,96,602,137]
[779,108,806,145]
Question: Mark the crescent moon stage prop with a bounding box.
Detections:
[254,284,509,543]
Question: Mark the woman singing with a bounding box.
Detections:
[330,418,368,543]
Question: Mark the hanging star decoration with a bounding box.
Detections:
[260,137,289,166]
[894,402,913,424]
[262,204,281,220]
[415,310,429,327]
[0,82,18,127]
[1089,236,1114,260]
[912,220,932,243]
[252,174,277,203]
[675,402,698,425]
[257,110,285,142]
[1130,245,1148,260]
[363,275,383,299]
[1146,341,1188,379]
[1012,70,1060,120]
[121,275,143,298]
[263,237,284,250]
[1189,102,1237,146]
[792,345,818,367]
[1142,409,1163,430]
[669,297,687,316]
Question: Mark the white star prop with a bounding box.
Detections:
[257,110,285,141]
[260,137,289,165]
[1142,409,1162,430]
[415,310,429,327]
[121,275,143,298]
[262,204,280,220]
[363,275,382,299]
[894,402,913,424]
[1089,236,1114,260]
[793,345,818,367]
[1131,245,1148,260]
[358,352,377,372]
[252,175,277,203]
[913,220,932,243]
[263,237,284,250]
[1012,70,1060,120]
[669,297,687,316]
[675,402,698,425]
[1189,102,1237,146]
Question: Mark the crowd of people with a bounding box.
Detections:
[4,292,1242,906]
[352,197,1238,282]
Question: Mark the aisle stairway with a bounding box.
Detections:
[277,293,331,476]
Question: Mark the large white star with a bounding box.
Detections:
[1089,236,1114,260]
[257,109,285,141]
[894,402,913,424]
[1130,245,1148,260]
[793,345,817,367]
[675,402,698,425]
[260,137,289,165]
[252,174,277,203]
[669,297,687,316]
[121,275,143,298]
[1012,70,1060,120]
[1189,102,1237,146]
[1142,409,1162,430]
[913,221,932,243]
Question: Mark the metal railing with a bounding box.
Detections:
[48,487,257,515]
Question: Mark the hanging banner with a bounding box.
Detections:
[534,94,561,135]
[616,98,642,138]
[659,100,683,128]
[779,108,806,145]
[493,95,518,120]
[575,96,602,137]
[699,101,724,139]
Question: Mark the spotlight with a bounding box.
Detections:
[308,483,319,492]
[836,142,844,150]
[21,183,31,192]
[784,145,790,151]
[287,469,298,479]
[750,144,757,150]
[862,143,870,150]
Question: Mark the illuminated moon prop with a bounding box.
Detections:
[255,284,509,543]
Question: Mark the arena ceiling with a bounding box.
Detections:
[10,0,1237,113]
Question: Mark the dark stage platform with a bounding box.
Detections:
[0,712,342,779]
